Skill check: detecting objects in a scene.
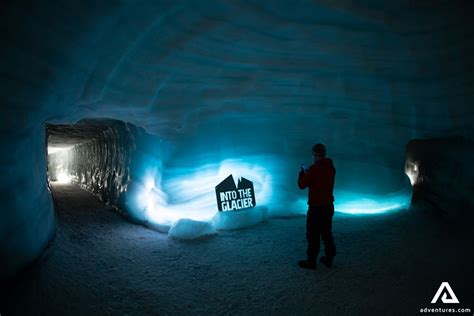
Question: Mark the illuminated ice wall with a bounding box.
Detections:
[46,117,410,235]
[1,1,473,277]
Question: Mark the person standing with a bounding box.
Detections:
[297,143,336,270]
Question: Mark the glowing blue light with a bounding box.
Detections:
[334,189,411,215]
[131,152,411,232]
[292,189,411,215]
[136,157,273,227]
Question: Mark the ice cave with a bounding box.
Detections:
[1,1,473,315]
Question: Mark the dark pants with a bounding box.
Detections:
[306,204,336,263]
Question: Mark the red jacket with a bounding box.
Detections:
[298,158,336,206]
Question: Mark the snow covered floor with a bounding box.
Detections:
[3,183,473,315]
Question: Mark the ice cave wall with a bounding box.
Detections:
[48,119,163,222]
[1,1,473,278]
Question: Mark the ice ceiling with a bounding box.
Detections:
[1,0,473,277]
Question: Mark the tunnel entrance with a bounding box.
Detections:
[45,117,166,229]
[46,118,137,208]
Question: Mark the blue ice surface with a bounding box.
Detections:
[212,206,268,230]
[168,218,217,240]
[127,153,411,240]
[291,189,411,216]
[127,158,272,238]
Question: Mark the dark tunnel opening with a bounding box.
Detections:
[46,118,129,205]
[45,118,163,222]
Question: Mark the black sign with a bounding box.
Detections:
[215,175,256,212]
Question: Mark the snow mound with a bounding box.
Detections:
[212,206,268,230]
[168,218,217,240]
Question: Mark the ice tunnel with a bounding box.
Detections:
[1,0,473,280]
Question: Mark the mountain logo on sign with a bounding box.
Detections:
[431,282,460,304]
[215,175,256,212]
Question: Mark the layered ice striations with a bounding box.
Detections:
[2,0,473,277]
[47,119,273,239]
